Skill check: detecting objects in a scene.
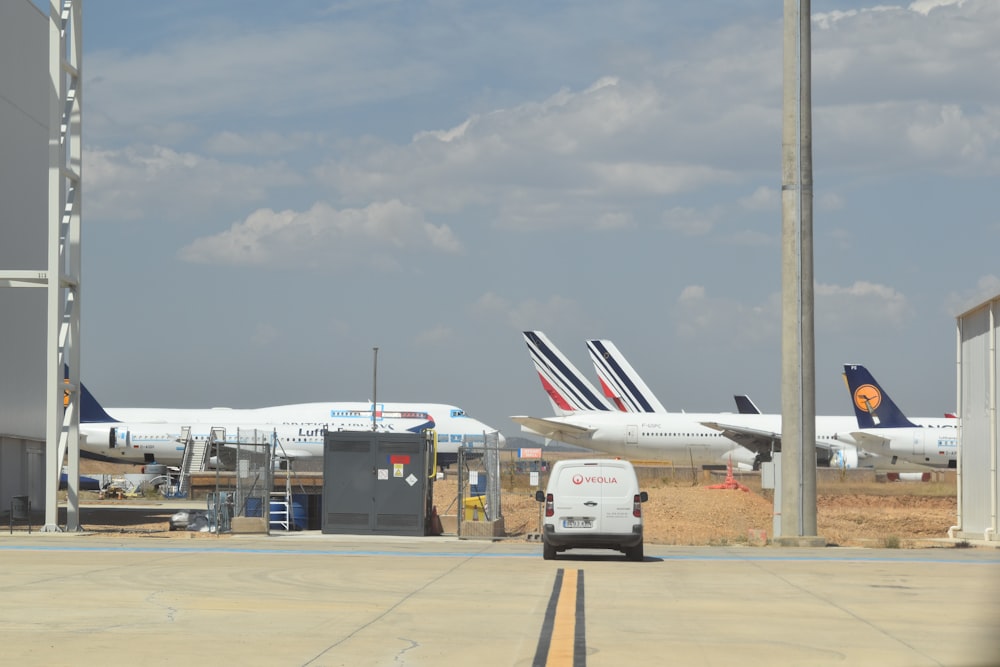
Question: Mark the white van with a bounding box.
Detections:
[535,458,648,561]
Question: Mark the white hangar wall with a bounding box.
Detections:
[955,295,1000,543]
[0,1,50,507]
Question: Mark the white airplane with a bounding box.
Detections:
[586,338,763,416]
[838,364,957,469]
[586,338,668,413]
[581,334,873,469]
[78,381,500,468]
[512,331,759,469]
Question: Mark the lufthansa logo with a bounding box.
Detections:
[572,474,584,485]
[853,384,881,413]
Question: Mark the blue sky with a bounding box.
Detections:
[70,0,999,437]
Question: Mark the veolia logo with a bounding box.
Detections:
[572,473,618,484]
[853,384,882,413]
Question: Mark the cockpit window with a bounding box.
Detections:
[451,409,465,418]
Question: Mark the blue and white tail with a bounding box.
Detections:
[585,339,667,413]
[64,365,118,423]
[79,381,119,423]
[734,395,761,414]
[842,364,917,429]
[523,331,611,415]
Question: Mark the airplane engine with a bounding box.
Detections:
[829,447,858,470]
[110,426,130,450]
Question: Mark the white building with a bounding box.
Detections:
[954,294,1000,544]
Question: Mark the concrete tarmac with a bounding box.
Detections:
[1,532,998,667]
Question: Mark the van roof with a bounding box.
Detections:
[553,458,634,467]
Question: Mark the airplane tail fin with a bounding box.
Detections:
[64,364,118,423]
[586,339,667,413]
[523,331,611,415]
[734,395,761,415]
[842,364,917,429]
[80,382,119,423]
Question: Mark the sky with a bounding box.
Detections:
[63,0,1000,439]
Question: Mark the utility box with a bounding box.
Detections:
[322,431,434,536]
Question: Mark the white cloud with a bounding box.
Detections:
[739,187,779,212]
[471,292,588,333]
[178,200,462,269]
[909,0,965,16]
[204,131,323,157]
[675,281,909,344]
[674,286,779,344]
[85,145,301,222]
[815,281,909,328]
[946,275,1000,315]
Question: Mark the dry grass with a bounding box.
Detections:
[71,458,960,548]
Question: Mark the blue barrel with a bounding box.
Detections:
[245,497,263,517]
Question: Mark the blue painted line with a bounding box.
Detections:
[0,543,997,564]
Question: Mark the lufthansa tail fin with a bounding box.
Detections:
[842,364,917,429]
[523,331,611,415]
[586,339,667,413]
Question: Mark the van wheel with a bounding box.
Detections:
[543,543,556,560]
[626,543,643,562]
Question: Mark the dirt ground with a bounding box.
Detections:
[64,461,960,548]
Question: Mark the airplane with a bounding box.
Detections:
[77,381,500,468]
[734,395,762,415]
[586,337,762,416]
[580,334,870,469]
[512,331,759,469]
[839,364,957,469]
[586,338,668,413]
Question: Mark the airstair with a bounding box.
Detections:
[176,426,221,497]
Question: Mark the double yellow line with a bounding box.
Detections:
[533,568,586,666]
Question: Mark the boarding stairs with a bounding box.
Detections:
[176,426,221,497]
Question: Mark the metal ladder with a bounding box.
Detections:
[177,427,219,497]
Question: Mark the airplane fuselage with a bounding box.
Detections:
[81,402,498,467]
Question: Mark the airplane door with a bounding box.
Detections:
[626,425,638,445]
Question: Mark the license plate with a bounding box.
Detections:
[562,518,593,529]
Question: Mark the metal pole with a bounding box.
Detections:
[372,347,379,431]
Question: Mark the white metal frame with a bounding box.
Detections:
[0,1,82,531]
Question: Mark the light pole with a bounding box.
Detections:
[371,346,379,431]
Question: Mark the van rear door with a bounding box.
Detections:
[553,460,635,534]
[594,461,638,534]
[554,462,604,534]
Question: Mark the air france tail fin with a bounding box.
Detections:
[586,339,667,413]
[734,395,761,414]
[523,331,611,415]
[842,364,917,429]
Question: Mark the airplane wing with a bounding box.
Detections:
[701,421,847,458]
[847,431,890,450]
[275,448,315,459]
[700,421,781,459]
[510,416,596,442]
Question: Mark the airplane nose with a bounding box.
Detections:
[496,431,507,448]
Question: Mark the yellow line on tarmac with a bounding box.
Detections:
[533,568,586,666]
